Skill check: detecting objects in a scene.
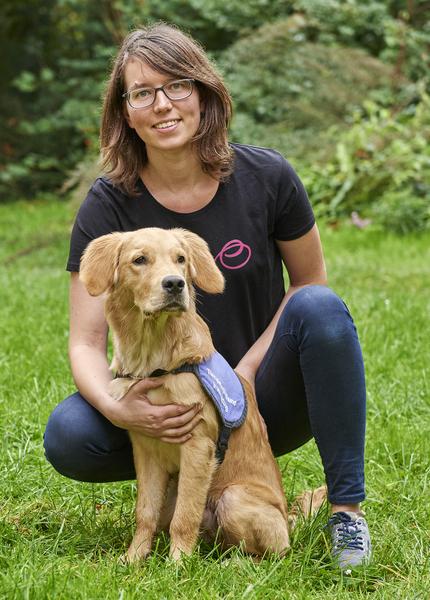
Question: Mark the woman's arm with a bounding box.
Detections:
[69,272,113,412]
[68,272,202,442]
[235,224,327,383]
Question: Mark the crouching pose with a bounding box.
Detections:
[44,23,371,570]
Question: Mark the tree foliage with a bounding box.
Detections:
[145,0,293,49]
[1,0,112,197]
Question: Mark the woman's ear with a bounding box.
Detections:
[80,232,124,296]
[172,229,224,294]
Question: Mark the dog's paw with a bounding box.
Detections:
[169,543,195,563]
[119,546,150,565]
[169,547,185,563]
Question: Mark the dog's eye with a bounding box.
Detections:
[177,255,186,264]
[133,255,147,265]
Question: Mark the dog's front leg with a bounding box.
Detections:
[169,438,217,561]
[126,437,169,563]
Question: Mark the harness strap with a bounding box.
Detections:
[215,426,232,464]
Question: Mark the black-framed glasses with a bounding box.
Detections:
[122,78,195,109]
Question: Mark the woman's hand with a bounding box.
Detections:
[107,379,203,444]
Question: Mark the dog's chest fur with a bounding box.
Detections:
[129,430,182,475]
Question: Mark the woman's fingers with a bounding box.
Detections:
[122,378,205,440]
[160,412,203,440]
[127,378,163,395]
[159,403,202,428]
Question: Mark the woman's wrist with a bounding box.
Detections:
[77,386,118,423]
[100,395,121,423]
[235,361,257,384]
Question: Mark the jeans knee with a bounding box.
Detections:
[284,285,356,346]
[44,393,106,480]
[44,397,83,479]
[44,393,134,482]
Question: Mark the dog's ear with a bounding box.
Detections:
[80,232,124,296]
[173,229,225,294]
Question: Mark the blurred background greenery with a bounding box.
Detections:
[1,0,429,233]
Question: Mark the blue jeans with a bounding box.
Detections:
[44,286,366,505]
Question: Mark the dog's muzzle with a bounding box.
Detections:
[162,276,185,295]
[160,275,186,311]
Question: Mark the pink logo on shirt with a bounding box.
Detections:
[215,239,252,270]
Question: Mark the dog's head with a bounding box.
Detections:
[80,227,224,316]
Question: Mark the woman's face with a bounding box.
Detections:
[123,59,203,158]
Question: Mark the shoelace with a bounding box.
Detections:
[328,512,365,551]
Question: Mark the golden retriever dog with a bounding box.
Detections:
[80,227,325,562]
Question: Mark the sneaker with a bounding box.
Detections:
[327,511,372,571]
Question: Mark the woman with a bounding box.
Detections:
[44,23,371,570]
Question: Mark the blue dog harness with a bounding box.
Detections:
[150,352,248,463]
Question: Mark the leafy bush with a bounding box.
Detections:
[221,19,395,161]
[302,85,430,233]
[293,1,430,82]
[372,190,430,234]
[381,15,430,82]
[294,0,389,54]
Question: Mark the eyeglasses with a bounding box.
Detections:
[122,79,195,109]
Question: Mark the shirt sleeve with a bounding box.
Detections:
[66,183,121,272]
[273,158,315,241]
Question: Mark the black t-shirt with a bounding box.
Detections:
[67,143,315,366]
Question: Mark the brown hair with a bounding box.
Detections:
[100,23,234,195]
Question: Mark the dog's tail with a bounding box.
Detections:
[287,485,327,532]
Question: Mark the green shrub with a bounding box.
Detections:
[224,20,394,127]
[294,0,389,54]
[372,190,430,234]
[293,1,430,82]
[221,19,396,162]
[302,85,430,233]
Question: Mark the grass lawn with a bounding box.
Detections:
[0,197,429,599]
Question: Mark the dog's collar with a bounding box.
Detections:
[115,366,193,379]
[115,353,247,464]
[149,365,195,378]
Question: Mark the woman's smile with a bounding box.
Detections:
[152,118,182,132]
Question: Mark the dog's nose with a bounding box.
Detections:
[162,276,185,294]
